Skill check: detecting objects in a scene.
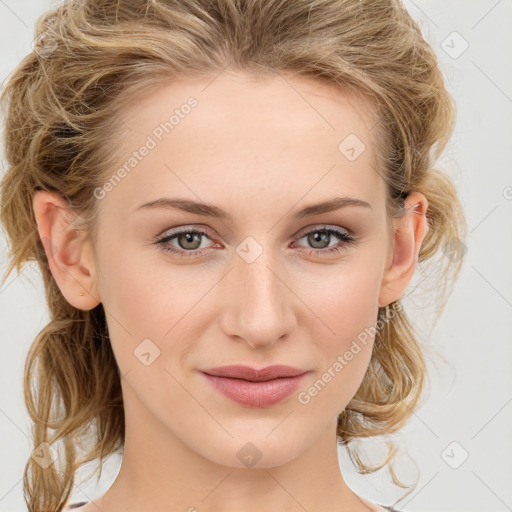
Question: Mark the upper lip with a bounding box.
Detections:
[200,365,309,382]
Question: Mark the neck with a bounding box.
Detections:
[93,385,377,512]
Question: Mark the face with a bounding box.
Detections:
[45,71,415,469]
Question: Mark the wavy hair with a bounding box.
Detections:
[0,0,467,510]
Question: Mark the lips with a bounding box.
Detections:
[200,364,309,381]
[199,365,310,408]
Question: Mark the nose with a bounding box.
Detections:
[218,247,297,349]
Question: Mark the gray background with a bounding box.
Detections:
[1,1,511,511]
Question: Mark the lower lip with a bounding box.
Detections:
[201,372,309,408]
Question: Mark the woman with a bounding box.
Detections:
[0,1,466,511]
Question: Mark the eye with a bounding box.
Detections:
[292,225,358,257]
[155,226,218,258]
[153,224,358,259]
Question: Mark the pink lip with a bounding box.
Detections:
[199,365,310,408]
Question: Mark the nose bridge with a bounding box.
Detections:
[220,236,296,347]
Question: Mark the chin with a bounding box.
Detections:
[195,428,310,469]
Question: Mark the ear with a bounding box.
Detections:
[378,191,429,308]
[32,190,101,310]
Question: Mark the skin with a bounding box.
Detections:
[33,70,428,512]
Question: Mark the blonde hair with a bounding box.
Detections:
[0,0,467,510]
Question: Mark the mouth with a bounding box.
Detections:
[200,364,309,381]
[199,365,310,408]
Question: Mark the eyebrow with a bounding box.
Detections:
[134,196,372,219]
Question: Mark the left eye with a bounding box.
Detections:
[294,227,354,250]
[156,228,214,256]
[155,225,357,258]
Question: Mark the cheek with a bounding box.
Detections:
[292,226,387,336]
[94,246,170,367]
[293,260,382,409]
[296,256,382,343]
[95,245,218,380]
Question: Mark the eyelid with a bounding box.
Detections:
[157,224,217,240]
[156,223,353,245]
[294,223,354,239]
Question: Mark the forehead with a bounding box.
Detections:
[100,70,386,219]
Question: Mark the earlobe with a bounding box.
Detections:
[378,191,429,308]
[32,190,101,310]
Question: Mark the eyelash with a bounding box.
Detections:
[154,225,358,259]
